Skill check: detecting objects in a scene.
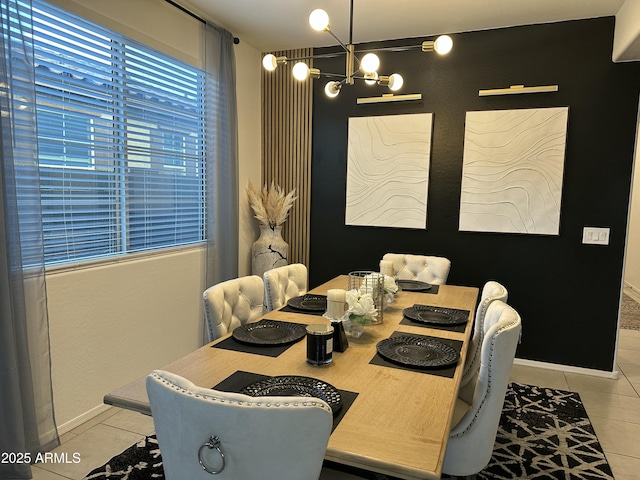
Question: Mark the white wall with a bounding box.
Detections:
[624,107,640,293]
[613,0,640,62]
[43,0,262,430]
[235,41,262,276]
[47,248,205,429]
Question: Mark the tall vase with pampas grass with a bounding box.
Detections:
[247,181,297,277]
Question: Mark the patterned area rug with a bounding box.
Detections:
[621,294,640,330]
[83,383,613,480]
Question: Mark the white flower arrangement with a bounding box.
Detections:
[345,289,378,325]
[360,273,398,305]
[382,274,399,304]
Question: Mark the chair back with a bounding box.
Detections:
[443,300,521,477]
[382,253,451,285]
[146,370,332,480]
[203,275,264,342]
[263,263,308,311]
[459,281,508,390]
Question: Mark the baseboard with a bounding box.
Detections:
[514,357,619,380]
[623,281,640,303]
[57,403,114,435]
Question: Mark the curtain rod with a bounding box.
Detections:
[164,0,240,44]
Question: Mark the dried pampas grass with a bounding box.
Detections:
[246,181,297,227]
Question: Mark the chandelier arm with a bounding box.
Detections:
[355,44,423,54]
[320,72,347,79]
[326,29,351,54]
[263,51,348,64]
[288,52,348,62]
[311,52,347,59]
[284,55,315,62]
[275,44,421,65]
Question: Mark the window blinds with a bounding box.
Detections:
[32,0,206,265]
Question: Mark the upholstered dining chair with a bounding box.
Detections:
[202,275,264,342]
[381,253,451,285]
[146,370,333,480]
[263,263,308,312]
[458,281,509,401]
[442,300,522,478]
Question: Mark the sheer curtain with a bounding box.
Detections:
[203,23,239,291]
[0,1,59,478]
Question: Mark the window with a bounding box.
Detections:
[31,0,206,265]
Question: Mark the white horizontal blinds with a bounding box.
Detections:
[121,44,204,252]
[31,0,205,265]
[34,3,120,263]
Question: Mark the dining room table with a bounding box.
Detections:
[104,274,478,480]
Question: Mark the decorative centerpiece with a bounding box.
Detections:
[343,289,378,338]
[382,274,399,307]
[348,271,385,323]
[246,181,297,277]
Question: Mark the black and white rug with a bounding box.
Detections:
[83,383,613,480]
[621,293,640,330]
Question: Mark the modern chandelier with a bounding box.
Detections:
[262,0,453,98]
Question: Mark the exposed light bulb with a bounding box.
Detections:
[388,73,403,91]
[262,54,277,71]
[433,35,453,55]
[364,71,378,85]
[309,9,330,31]
[292,62,310,81]
[324,81,341,98]
[360,53,380,74]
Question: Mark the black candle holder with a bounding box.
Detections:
[331,320,349,352]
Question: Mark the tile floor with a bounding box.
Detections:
[32,326,640,479]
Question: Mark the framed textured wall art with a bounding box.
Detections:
[459,107,569,235]
[345,113,433,229]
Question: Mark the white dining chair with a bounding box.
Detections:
[202,275,265,342]
[263,263,308,311]
[381,253,451,285]
[458,281,509,402]
[146,370,333,480]
[442,300,522,478]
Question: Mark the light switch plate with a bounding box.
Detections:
[582,227,610,245]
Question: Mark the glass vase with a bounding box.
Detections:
[343,318,365,338]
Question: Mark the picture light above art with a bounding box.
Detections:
[356,93,423,104]
[478,84,559,96]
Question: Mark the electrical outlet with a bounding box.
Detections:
[582,227,610,245]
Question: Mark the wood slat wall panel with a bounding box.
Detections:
[261,48,313,269]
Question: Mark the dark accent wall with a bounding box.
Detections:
[308,17,640,372]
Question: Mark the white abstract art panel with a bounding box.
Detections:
[345,113,433,229]
[459,107,569,235]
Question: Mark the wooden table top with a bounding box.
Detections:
[104,275,478,480]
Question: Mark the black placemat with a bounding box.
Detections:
[398,283,440,295]
[214,370,358,431]
[369,331,462,378]
[211,320,304,357]
[399,306,470,333]
[279,304,326,315]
